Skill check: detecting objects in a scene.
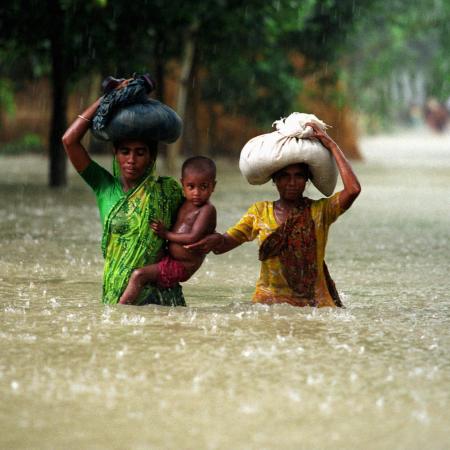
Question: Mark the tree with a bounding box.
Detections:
[0,0,175,184]
[0,0,109,186]
[1,0,381,185]
[166,0,317,164]
[194,0,375,158]
[342,0,450,129]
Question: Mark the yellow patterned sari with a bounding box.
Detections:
[226,192,343,307]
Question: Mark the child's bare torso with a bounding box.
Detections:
[169,201,216,275]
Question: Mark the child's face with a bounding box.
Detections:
[181,170,216,207]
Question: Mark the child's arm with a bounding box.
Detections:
[152,204,216,245]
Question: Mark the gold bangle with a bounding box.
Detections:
[77,114,91,122]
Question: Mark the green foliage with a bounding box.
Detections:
[2,0,415,137]
[0,78,15,117]
[197,0,367,125]
[286,0,363,68]
[0,0,369,126]
[0,133,44,154]
[343,0,450,127]
[195,1,312,124]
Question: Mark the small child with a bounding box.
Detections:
[119,156,217,304]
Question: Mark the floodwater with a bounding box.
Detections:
[1,129,449,449]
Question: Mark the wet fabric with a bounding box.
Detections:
[239,112,338,196]
[259,198,317,304]
[92,76,152,136]
[157,255,189,289]
[91,76,182,144]
[80,159,185,305]
[226,192,343,307]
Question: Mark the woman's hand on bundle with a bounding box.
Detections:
[305,122,361,210]
[306,122,337,151]
[151,221,167,238]
[115,78,133,90]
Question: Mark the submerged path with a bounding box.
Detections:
[0,128,449,450]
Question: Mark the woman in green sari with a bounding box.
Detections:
[62,84,185,306]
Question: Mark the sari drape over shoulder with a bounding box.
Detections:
[226,193,344,307]
[259,198,317,305]
[81,159,185,305]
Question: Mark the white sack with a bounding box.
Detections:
[239,112,338,196]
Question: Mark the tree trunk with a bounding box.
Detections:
[153,30,168,167]
[87,73,107,154]
[182,58,200,156]
[153,30,166,102]
[166,23,198,173]
[205,103,218,156]
[299,66,363,160]
[48,1,67,187]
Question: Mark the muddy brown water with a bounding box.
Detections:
[1,129,449,449]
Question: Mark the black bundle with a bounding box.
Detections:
[91,73,182,144]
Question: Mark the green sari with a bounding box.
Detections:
[82,158,185,305]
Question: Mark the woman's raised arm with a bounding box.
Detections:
[62,98,102,173]
[306,122,361,211]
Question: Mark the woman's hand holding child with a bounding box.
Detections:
[151,221,167,239]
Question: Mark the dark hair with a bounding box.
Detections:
[182,156,216,179]
[271,163,310,182]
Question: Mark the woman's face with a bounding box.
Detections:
[114,140,154,183]
[273,164,308,202]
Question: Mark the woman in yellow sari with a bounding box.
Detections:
[187,122,361,307]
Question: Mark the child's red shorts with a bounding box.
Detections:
[157,255,189,288]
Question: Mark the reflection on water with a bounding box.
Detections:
[1,130,449,449]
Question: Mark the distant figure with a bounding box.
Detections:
[407,103,423,127]
[424,98,448,133]
[119,156,217,305]
[445,96,450,115]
